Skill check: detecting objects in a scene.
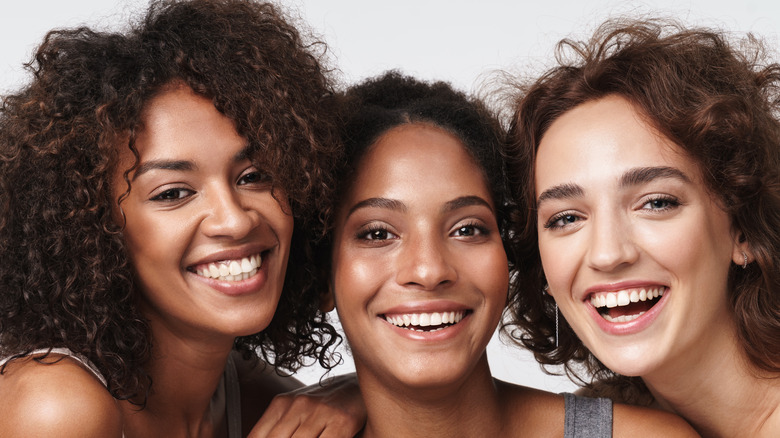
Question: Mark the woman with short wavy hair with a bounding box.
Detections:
[505,19,780,436]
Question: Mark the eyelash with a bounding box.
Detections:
[543,195,682,229]
[641,195,680,211]
[150,187,194,202]
[543,211,580,230]
[452,221,490,238]
[356,224,397,242]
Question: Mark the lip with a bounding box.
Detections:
[583,281,670,335]
[379,300,473,342]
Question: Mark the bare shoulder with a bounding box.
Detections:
[0,355,122,437]
[495,379,565,436]
[231,351,302,420]
[613,403,700,437]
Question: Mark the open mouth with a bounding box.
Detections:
[188,252,263,282]
[590,287,665,323]
[383,310,470,332]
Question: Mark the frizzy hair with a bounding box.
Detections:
[504,18,780,387]
[0,0,341,402]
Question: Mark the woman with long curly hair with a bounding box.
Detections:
[506,19,780,436]
[0,0,359,436]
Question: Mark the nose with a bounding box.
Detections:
[586,212,639,272]
[395,231,457,290]
[200,188,258,240]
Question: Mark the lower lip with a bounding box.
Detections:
[188,261,269,297]
[381,313,471,342]
[588,289,669,335]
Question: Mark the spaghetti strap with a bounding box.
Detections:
[0,347,108,387]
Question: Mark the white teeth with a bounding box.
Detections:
[590,287,665,309]
[195,254,262,282]
[603,311,645,323]
[384,311,465,330]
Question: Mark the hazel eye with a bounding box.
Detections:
[545,213,581,229]
[642,196,680,211]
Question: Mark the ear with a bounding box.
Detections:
[731,229,752,268]
[319,283,335,312]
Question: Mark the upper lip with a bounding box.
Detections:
[582,280,667,301]
[186,243,275,269]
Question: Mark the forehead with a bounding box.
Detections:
[534,95,702,193]
[347,123,493,205]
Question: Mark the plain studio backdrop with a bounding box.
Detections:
[2,0,778,392]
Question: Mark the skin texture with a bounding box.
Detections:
[536,95,779,436]
[329,122,698,438]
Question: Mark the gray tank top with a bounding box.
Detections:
[563,392,613,438]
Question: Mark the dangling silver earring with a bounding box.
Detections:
[742,252,748,269]
[555,302,559,348]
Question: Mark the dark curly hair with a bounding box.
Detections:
[0,0,341,403]
[312,71,513,296]
[504,18,780,394]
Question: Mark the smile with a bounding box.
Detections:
[589,287,665,323]
[191,253,262,282]
[383,311,468,332]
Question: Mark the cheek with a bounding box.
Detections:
[332,246,386,318]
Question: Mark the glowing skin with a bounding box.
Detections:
[114,84,293,342]
[534,95,744,380]
[331,123,509,392]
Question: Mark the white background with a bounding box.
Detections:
[2,1,777,392]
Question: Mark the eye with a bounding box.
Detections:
[238,169,271,186]
[357,225,398,242]
[641,195,680,211]
[150,187,194,202]
[451,222,490,238]
[544,212,581,230]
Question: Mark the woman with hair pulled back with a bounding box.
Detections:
[506,18,780,436]
[323,70,695,437]
[0,0,362,436]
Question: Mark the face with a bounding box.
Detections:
[535,95,744,379]
[331,124,508,391]
[113,84,293,342]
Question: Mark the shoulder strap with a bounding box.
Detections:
[563,392,613,438]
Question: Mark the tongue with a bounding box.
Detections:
[607,300,655,318]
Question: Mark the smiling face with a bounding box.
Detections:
[331,123,508,391]
[534,95,744,378]
[113,84,293,343]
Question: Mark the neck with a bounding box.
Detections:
[120,315,235,437]
[357,354,506,438]
[642,320,780,437]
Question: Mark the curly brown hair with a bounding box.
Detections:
[504,19,780,389]
[0,0,341,402]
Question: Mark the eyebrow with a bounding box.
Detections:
[536,166,690,205]
[347,197,407,217]
[441,195,494,214]
[620,166,690,187]
[132,143,252,181]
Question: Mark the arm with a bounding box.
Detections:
[248,373,365,438]
[0,356,122,437]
